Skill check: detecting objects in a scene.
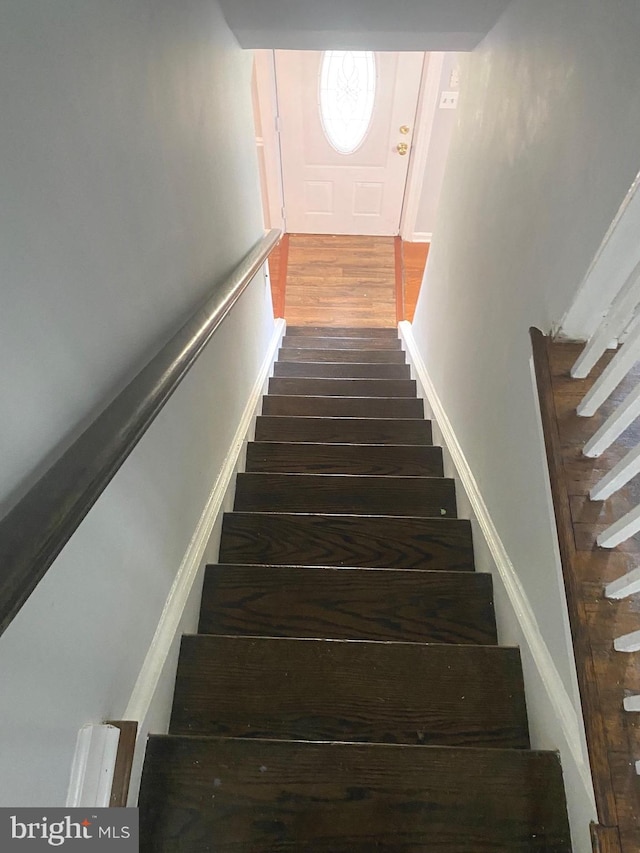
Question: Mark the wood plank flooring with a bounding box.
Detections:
[532,332,640,853]
[402,241,430,322]
[268,234,429,326]
[282,234,396,328]
[267,234,288,318]
[269,234,430,330]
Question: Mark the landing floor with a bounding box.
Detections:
[267,234,429,326]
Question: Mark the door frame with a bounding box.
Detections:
[399,52,445,242]
[253,50,286,231]
[253,49,444,238]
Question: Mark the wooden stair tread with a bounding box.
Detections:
[199,564,497,644]
[282,336,402,350]
[139,322,571,848]
[220,512,475,571]
[139,738,571,852]
[245,442,444,475]
[273,361,411,378]
[278,348,407,363]
[170,635,529,748]
[262,395,423,418]
[254,416,433,445]
[234,472,457,517]
[286,326,399,338]
[268,377,417,397]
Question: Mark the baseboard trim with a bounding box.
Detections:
[399,320,594,799]
[409,232,432,243]
[122,318,286,726]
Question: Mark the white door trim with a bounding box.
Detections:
[254,50,444,239]
[399,52,445,241]
[253,50,286,232]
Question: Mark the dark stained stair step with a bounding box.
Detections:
[278,348,407,363]
[286,326,399,338]
[139,737,572,853]
[254,416,433,445]
[245,442,444,476]
[262,395,423,419]
[274,361,411,379]
[219,513,474,571]
[268,377,417,397]
[170,635,529,748]
[233,473,457,517]
[282,336,402,350]
[199,564,497,644]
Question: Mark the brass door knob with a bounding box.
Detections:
[396,142,408,155]
[399,125,410,135]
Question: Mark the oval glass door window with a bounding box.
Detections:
[319,51,376,155]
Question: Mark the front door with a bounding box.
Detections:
[275,50,424,236]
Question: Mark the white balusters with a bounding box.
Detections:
[605,566,640,599]
[583,383,640,457]
[613,629,640,652]
[597,504,640,549]
[591,444,640,500]
[577,320,640,417]
[571,258,640,379]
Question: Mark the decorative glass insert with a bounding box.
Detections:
[319,51,376,155]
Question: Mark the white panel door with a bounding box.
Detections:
[275,50,424,236]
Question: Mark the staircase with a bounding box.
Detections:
[139,326,572,851]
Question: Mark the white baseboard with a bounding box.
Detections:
[123,317,285,726]
[71,318,286,806]
[408,232,432,243]
[399,320,595,801]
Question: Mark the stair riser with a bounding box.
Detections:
[233,474,457,517]
[262,396,423,418]
[139,739,572,853]
[170,635,529,748]
[219,513,475,571]
[245,442,444,476]
[273,361,411,379]
[286,326,399,339]
[282,336,402,350]
[268,378,417,397]
[278,349,407,363]
[200,565,497,644]
[254,416,433,445]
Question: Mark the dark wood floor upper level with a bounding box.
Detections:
[533,333,640,853]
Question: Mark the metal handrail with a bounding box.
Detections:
[0,228,281,635]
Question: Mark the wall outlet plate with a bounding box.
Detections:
[439,91,459,109]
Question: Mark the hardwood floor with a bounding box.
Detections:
[267,234,288,318]
[532,332,640,853]
[268,234,429,326]
[402,241,430,322]
[282,234,396,327]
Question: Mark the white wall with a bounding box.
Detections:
[410,0,640,844]
[0,0,275,805]
[413,54,460,239]
[218,0,511,51]
[401,324,595,852]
